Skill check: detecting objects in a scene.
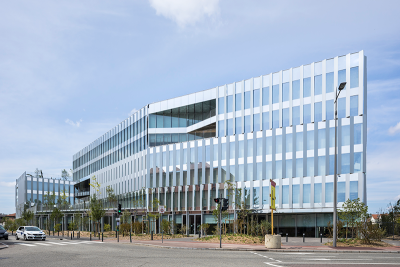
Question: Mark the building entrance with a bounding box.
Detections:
[189,214,201,234]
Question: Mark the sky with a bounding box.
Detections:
[1,0,399,215]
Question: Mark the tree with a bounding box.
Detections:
[148,197,160,233]
[51,207,63,230]
[88,175,105,234]
[61,169,70,181]
[21,206,34,225]
[106,185,117,209]
[121,210,131,224]
[43,192,55,210]
[338,198,368,238]
[60,189,69,210]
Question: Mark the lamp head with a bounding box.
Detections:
[338,82,347,91]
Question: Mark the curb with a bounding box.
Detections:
[0,243,9,250]
[121,242,400,253]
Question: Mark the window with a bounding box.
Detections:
[218,121,224,136]
[350,67,359,88]
[256,138,262,156]
[276,160,282,179]
[326,100,334,120]
[262,87,269,106]
[314,75,322,95]
[262,112,269,130]
[282,82,289,102]
[272,85,279,104]
[303,184,310,203]
[303,104,311,124]
[292,106,300,125]
[238,140,244,158]
[307,157,314,176]
[292,184,299,204]
[227,119,233,136]
[286,159,292,178]
[303,77,311,97]
[326,72,334,93]
[354,124,362,145]
[296,131,303,151]
[266,137,272,155]
[341,153,350,174]
[235,93,241,111]
[253,113,260,132]
[149,114,156,128]
[230,142,235,159]
[253,89,260,108]
[244,92,251,109]
[338,182,345,202]
[247,139,253,158]
[325,182,333,203]
[350,181,358,200]
[307,130,314,150]
[227,95,233,113]
[246,163,253,181]
[329,154,335,175]
[221,143,226,161]
[262,186,269,205]
[272,110,279,128]
[286,133,292,153]
[338,98,346,118]
[296,158,303,177]
[342,125,350,146]
[292,80,300,100]
[350,95,358,116]
[314,102,322,122]
[282,185,289,204]
[317,129,325,150]
[266,162,272,180]
[282,108,289,127]
[257,162,262,180]
[244,115,251,133]
[338,69,346,90]
[218,97,224,114]
[276,135,282,154]
[314,183,322,203]
[235,117,241,134]
[318,156,325,176]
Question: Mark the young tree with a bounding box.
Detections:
[338,198,368,238]
[106,185,117,209]
[60,189,69,210]
[43,192,56,210]
[148,197,160,233]
[51,207,63,232]
[61,169,70,180]
[88,175,105,234]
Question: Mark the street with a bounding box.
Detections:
[1,237,400,266]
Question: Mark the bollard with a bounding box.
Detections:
[116,231,117,238]
[286,233,288,242]
[90,233,92,241]
[130,231,132,243]
[11,231,13,236]
[303,233,305,243]
[117,231,119,242]
[71,233,72,240]
[58,231,59,236]
[320,233,323,243]
[151,231,153,240]
[102,232,103,242]
[73,231,74,238]
[199,231,201,238]
[98,232,100,240]
[162,230,163,243]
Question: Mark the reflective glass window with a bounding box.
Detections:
[282,108,289,127]
[314,75,322,95]
[282,184,289,204]
[286,159,292,178]
[235,117,241,134]
[246,163,252,182]
[262,112,269,130]
[235,93,241,111]
[221,143,226,161]
[303,104,311,124]
[307,130,314,150]
[338,98,346,118]
[227,119,233,136]
[171,108,179,127]
[292,80,300,100]
[341,153,350,174]
[276,135,282,154]
[157,114,163,128]
[296,158,303,177]
[303,184,311,203]
[218,97,224,114]
[292,184,299,204]
[326,99,334,120]
[253,113,260,132]
[247,139,253,158]
[329,154,335,175]
[257,138,262,156]
[230,142,235,159]
[350,95,358,116]
[318,129,326,149]
[338,182,345,202]
[149,114,156,128]
[164,110,171,128]
[262,186,269,205]
[272,110,279,129]
[318,156,325,176]
[253,89,260,108]
[227,95,233,113]
[272,85,279,104]
[342,125,350,146]
[286,133,292,153]
[296,131,303,151]
[266,137,272,155]
[276,160,282,179]
[244,92,251,109]
[257,162,262,180]
[325,182,333,203]
[314,183,322,203]
[350,181,358,200]
[329,127,335,148]
[213,143,218,161]
[350,67,359,88]
[244,115,251,133]
[338,69,347,90]
[314,102,322,122]
[326,72,334,93]
[303,77,311,97]
[238,140,244,158]
[282,82,289,102]
[354,124,362,145]
[238,164,244,182]
[262,87,269,106]
[307,157,314,176]
[218,121,224,136]
[292,106,300,125]
[266,162,272,180]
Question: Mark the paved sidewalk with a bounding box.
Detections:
[102,236,400,253]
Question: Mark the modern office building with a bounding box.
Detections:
[72,51,367,236]
[15,172,75,218]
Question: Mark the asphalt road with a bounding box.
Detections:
[1,237,400,267]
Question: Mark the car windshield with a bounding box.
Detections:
[0,225,5,230]
[26,227,41,231]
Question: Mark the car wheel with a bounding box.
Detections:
[16,235,19,240]
[24,235,27,241]
[5,237,8,240]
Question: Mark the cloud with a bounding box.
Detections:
[65,119,82,127]
[148,0,219,28]
[0,181,15,187]
[388,122,400,135]
[129,108,138,116]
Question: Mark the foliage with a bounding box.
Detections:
[21,208,34,225]
[54,224,61,232]
[106,185,117,209]
[15,218,27,228]
[104,224,111,232]
[43,192,55,209]
[200,223,210,236]
[88,175,105,233]
[338,198,368,238]
[212,204,229,224]
[73,215,81,231]
[61,169,70,180]
[50,207,63,224]
[357,221,386,244]
[133,222,143,234]
[4,218,17,231]
[121,210,131,224]
[68,221,76,231]
[148,197,161,233]
[161,219,170,234]
[59,189,69,210]
[179,224,188,235]
[120,223,130,234]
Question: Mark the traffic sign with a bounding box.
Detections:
[159,205,165,213]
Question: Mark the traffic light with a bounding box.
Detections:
[222,198,229,211]
[118,203,121,214]
[214,198,220,204]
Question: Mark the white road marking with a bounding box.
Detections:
[264,263,284,267]
[34,243,50,246]
[19,243,36,247]
[46,242,67,245]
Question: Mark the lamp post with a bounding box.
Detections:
[333,82,346,247]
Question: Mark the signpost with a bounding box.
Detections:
[159,206,165,243]
[270,179,276,235]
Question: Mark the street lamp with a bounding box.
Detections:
[333,81,346,247]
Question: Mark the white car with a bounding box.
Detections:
[16,226,46,241]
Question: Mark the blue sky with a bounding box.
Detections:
[1,0,399,215]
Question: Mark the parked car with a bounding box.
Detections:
[0,225,8,240]
[16,226,46,241]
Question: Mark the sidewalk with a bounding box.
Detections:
[103,236,400,253]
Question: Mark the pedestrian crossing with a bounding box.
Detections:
[16,240,104,248]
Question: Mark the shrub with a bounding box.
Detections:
[120,223,130,234]
[55,224,61,232]
[133,222,142,234]
[104,224,111,232]
[161,219,170,234]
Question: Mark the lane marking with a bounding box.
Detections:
[19,244,36,247]
[264,263,284,267]
[34,243,51,246]
[46,242,67,245]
